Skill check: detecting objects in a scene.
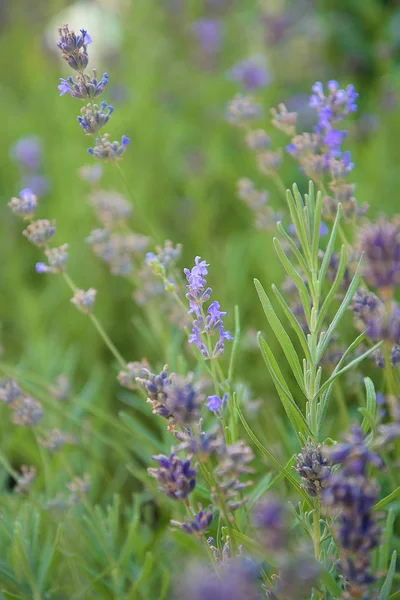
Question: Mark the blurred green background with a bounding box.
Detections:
[1,0,400,472]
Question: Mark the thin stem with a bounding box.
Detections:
[313,504,321,560]
[61,272,127,369]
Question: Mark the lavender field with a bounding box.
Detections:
[1,1,400,598]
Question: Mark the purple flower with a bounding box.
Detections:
[8,188,38,220]
[171,505,213,535]
[192,18,222,54]
[322,426,382,594]
[20,174,50,198]
[205,394,224,412]
[229,56,270,91]
[294,442,331,497]
[357,218,400,291]
[77,101,114,135]
[10,136,42,171]
[58,71,108,99]
[184,257,233,358]
[148,453,197,501]
[88,134,130,162]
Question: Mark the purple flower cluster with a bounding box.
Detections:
[184,257,233,359]
[228,56,270,91]
[351,288,400,366]
[56,25,129,160]
[136,366,202,427]
[357,218,400,293]
[0,380,44,427]
[294,442,331,497]
[148,453,197,500]
[323,426,382,596]
[282,81,366,222]
[170,505,213,535]
[10,137,50,198]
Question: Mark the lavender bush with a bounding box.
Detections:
[1,5,400,600]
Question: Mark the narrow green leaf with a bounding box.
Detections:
[230,530,270,560]
[361,378,377,435]
[255,279,305,393]
[119,412,164,452]
[317,332,367,431]
[292,184,312,262]
[286,189,311,264]
[316,342,382,399]
[358,408,376,436]
[233,394,311,505]
[379,508,396,571]
[128,552,153,598]
[228,305,241,385]
[320,569,342,596]
[317,244,347,330]
[311,189,323,273]
[374,486,400,511]
[380,551,397,600]
[276,222,311,278]
[318,204,342,283]
[272,285,311,361]
[159,568,170,600]
[316,255,363,361]
[274,238,311,323]
[258,335,313,440]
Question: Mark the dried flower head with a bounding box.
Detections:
[36,244,69,274]
[0,378,22,405]
[14,465,37,494]
[8,188,38,220]
[170,504,213,535]
[226,95,261,127]
[270,103,297,136]
[148,453,197,500]
[357,218,400,293]
[11,396,43,426]
[88,133,130,161]
[23,219,56,247]
[78,102,114,135]
[71,288,97,314]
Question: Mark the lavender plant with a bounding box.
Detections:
[1,17,400,600]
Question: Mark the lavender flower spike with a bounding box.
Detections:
[148,453,197,500]
[88,134,130,161]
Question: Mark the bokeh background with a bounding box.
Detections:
[2,0,400,519]
[2,0,400,596]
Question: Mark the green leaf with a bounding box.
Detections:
[311,188,323,274]
[233,394,311,505]
[317,341,381,399]
[379,508,396,572]
[318,203,342,283]
[229,530,270,561]
[320,569,342,597]
[317,244,347,330]
[272,284,311,361]
[258,334,313,441]
[255,279,305,394]
[316,255,363,361]
[380,551,397,600]
[362,377,377,435]
[286,188,311,265]
[228,305,241,385]
[128,552,154,599]
[374,486,400,511]
[119,412,164,452]
[273,238,311,323]
[276,222,311,279]
[358,408,376,437]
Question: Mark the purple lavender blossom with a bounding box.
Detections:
[58,71,108,99]
[8,189,37,220]
[170,505,213,535]
[20,174,50,198]
[357,218,400,292]
[205,394,227,412]
[184,257,232,358]
[78,102,114,135]
[228,56,270,91]
[192,19,222,54]
[10,136,42,171]
[294,442,331,497]
[57,24,91,71]
[179,560,263,600]
[148,453,197,500]
[88,134,130,161]
[323,426,382,595]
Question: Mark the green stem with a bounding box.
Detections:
[313,504,321,560]
[62,273,127,370]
